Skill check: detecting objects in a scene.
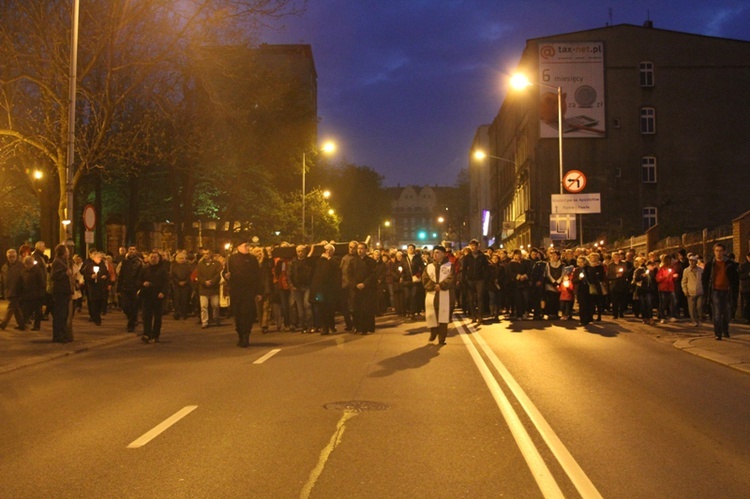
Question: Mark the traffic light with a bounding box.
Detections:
[417,230,427,240]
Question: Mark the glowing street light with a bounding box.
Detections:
[302,141,336,240]
[323,190,331,199]
[473,149,517,166]
[33,170,43,180]
[510,73,564,194]
[378,220,391,245]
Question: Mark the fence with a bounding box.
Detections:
[599,210,750,259]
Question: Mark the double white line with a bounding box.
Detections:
[454,320,602,499]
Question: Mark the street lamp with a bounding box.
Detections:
[510,73,564,195]
[473,149,518,167]
[378,220,391,246]
[302,141,336,240]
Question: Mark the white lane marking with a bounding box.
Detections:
[253,348,282,364]
[299,411,358,499]
[454,320,564,499]
[472,328,603,499]
[126,405,198,449]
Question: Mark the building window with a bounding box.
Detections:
[640,107,655,134]
[641,156,657,183]
[640,61,654,87]
[642,207,658,231]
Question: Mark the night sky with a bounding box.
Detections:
[260,1,750,187]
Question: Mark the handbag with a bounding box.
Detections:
[588,283,599,295]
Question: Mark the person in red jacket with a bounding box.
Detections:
[655,254,679,323]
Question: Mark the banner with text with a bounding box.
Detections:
[538,41,605,139]
[551,193,601,214]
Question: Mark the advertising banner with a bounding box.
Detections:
[538,41,605,138]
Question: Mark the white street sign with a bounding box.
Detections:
[551,193,601,214]
[550,214,576,240]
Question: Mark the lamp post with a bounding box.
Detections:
[310,190,332,242]
[378,220,390,246]
[65,0,80,244]
[302,141,336,241]
[510,74,564,195]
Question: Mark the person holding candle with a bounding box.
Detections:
[655,254,679,324]
[607,251,630,319]
[83,252,109,326]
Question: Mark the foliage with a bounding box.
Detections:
[312,162,390,242]
[0,0,306,242]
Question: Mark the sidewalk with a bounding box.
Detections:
[0,300,132,374]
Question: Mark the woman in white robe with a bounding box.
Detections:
[423,246,455,345]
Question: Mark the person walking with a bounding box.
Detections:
[289,245,314,333]
[197,249,222,328]
[739,251,750,324]
[309,244,339,335]
[423,245,455,345]
[462,239,488,325]
[681,255,704,326]
[350,242,377,334]
[118,246,144,332]
[223,237,262,347]
[702,243,739,340]
[19,256,46,331]
[83,252,109,326]
[170,251,193,320]
[50,244,74,343]
[138,251,169,343]
[0,249,25,330]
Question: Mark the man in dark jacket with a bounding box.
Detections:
[19,255,47,331]
[223,237,262,347]
[309,244,339,335]
[0,249,25,330]
[118,246,144,332]
[51,244,74,343]
[462,239,489,325]
[402,243,424,321]
[350,243,377,334]
[289,245,314,333]
[138,251,170,343]
[702,243,739,340]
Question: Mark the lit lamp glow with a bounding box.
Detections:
[510,73,564,195]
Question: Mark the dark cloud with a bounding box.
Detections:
[262,1,750,186]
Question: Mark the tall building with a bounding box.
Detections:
[469,125,491,244]
[474,23,750,249]
[386,185,456,248]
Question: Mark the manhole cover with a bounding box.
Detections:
[323,401,390,413]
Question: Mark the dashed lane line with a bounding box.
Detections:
[126,405,198,449]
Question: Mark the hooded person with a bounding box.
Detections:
[423,245,456,345]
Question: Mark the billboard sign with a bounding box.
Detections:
[538,41,605,139]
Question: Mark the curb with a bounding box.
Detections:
[0,334,132,375]
[673,336,750,376]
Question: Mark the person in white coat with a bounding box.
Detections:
[423,245,455,345]
[681,255,704,326]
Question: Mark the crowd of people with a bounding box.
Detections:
[1,236,749,346]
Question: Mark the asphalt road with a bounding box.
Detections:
[2,314,750,498]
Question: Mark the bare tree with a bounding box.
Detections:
[0,0,305,242]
